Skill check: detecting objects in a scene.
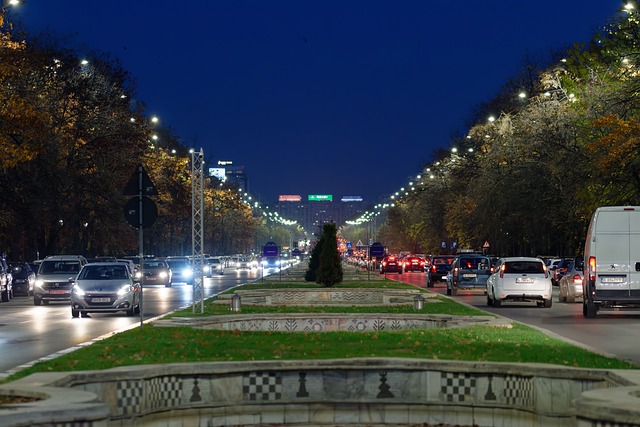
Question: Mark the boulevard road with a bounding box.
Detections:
[394,271,640,365]
[0,268,260,375]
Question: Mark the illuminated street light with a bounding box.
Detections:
[488,116,496,123]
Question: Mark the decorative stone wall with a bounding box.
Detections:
[155,313,511,332]
[213,288,432,306]
[2,358,639,427]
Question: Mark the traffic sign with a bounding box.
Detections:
[369,242,385,257]
[346,241,353,249]
[483,240,490,249]
[123,164,158,196]
[124,196,158,229]
[263,241,279,257]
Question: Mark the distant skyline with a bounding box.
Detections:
[15,1,622,204]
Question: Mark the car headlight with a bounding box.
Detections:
[159,271,168,279]
[183,268,193,278]
[134,271,143,279]
[72,285,85,296]
[35,279,45,289]
[118,284,133,296]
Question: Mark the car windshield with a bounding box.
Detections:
[143,261,166,268]
[504,261,545,274]
[79,265,129,280]
[39,261,81,274]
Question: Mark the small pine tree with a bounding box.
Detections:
[315,222,343,287]
[304,232,324,282]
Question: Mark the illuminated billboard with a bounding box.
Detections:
[341,196,363,202]
[279,195,302,202]
[308,195,333,201]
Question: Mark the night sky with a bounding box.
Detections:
[13,1,621,205]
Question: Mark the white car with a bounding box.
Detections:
[486,257,552,308]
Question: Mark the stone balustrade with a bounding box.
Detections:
[2,358,640,426]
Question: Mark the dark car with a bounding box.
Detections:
[138,259,172,287]
[399,255,425,272]
[426,256,455,287]
[379,255,402,274]
[8,262,36,296]
[165,258,194,285]
[446,254,492,296]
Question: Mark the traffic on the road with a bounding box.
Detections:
[0,255,293,375]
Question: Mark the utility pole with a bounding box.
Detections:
[192,149,205,313]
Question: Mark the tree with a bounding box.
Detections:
[304,232,324,282]
[315,222,343,287]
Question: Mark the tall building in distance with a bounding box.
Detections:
[272,194,365,235]
[208,160,248,193]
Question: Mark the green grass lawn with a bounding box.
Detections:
[2,276,636,384]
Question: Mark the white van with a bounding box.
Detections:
[583,206,640,318]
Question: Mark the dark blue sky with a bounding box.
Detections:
[15,1,621,204]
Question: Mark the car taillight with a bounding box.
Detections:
[500,264,506,279]
[382,261,387,266]
[572,274,582,284]
[588,256,596,282]
[431,265,436,273]
[453,267,459,278]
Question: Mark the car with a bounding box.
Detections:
[486,257,552,308]
[446,254,492,296]
[400,255,425,272]
[379,255,402,274]
[232,257,253,270]
[558,258,584,303]
[426,256,454,287]
[551,258,574,286]
[137,259,172,287]
[34,255,87,305]
[165,258,194,285]
[70,262,141,318]
[204,257,225,276]
[8,262,36,296]
[582,206,640,318]
[0,257,11,302]
[86,256,118,263]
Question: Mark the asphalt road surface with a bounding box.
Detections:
[393,271,640,365]
[0,268,259,375]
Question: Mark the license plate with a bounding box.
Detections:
[516,278,535,283]
[91,297,111,303]
[463,273,476,278]
[146,277,156,280]
[49,289,69,294]
[602,277,624,283]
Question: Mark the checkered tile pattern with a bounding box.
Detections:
[243,371,282,401]
[116,380,143,416]
[440,372,476,402]
[146,376,182,411]
[504,375,534,408]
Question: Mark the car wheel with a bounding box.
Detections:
[446,286,452,296]
[34,296,41,306]
[42,300,49,305]
[134,304,141,315]
[165,283,172,288]
[81,311,90,318]
[451,287,458,296]
[486,292,493,306]
[584,299,598,318]
[543,298,552,308]
[71,309,79,318]
[492,293,502,307]
[126,306,135,317]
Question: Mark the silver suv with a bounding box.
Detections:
[34,255,87,305]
